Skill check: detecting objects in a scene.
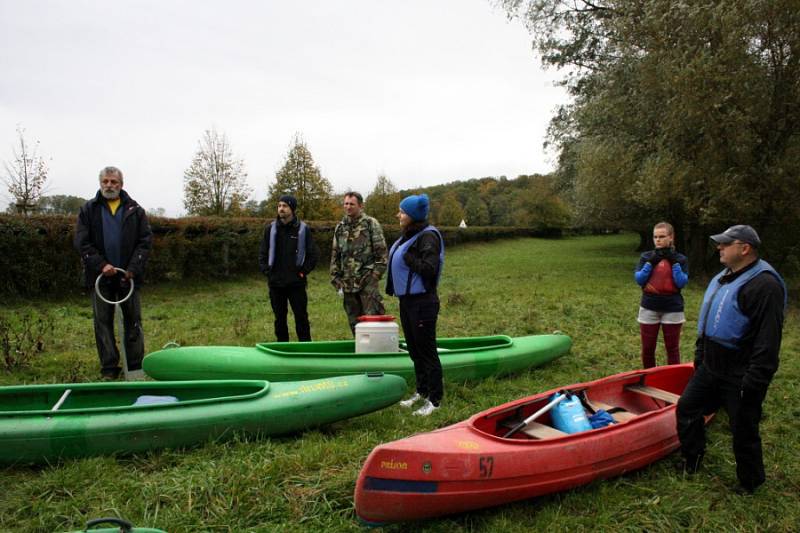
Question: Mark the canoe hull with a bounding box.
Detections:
[0,374,406,464]
[142,334,572,382]
[355,364,699,523]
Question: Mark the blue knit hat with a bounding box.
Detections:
[399,194,430,222]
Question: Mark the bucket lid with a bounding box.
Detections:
[357,315,396,322]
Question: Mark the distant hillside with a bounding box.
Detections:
[395,173,570,229]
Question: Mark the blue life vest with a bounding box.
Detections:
[268,220,307,268]
[388,226,444,296]
[697,260,787,349]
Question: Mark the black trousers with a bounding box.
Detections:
[676,364,767,489]
[399,293,442,405]
[92,283,144,377]
[269,285,311,342]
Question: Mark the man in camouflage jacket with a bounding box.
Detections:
[330,191,388,334]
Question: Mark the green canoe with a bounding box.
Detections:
[142,334,571,382]
[0,373,406,464]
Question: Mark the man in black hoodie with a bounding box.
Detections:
[75,166,152,380]
[258,195,319,341]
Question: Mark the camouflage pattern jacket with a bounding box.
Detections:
[330,212,388,292]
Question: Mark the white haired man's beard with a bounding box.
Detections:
[101,188,120,200]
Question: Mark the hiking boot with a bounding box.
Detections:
[733,484,757,496]
[679,453,704,474]
[399,392,424,408]
[100,369,120,381]
[413,400,439,417]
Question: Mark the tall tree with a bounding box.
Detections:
[365,174,401,224]
[2,126,48,215]
[183,128,251,216]
[504,0,800,272]
[268,133,335,220]
[511,176,572,230]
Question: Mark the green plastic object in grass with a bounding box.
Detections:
[61,517,166,533]
[142,333,572,382]
[0,373,406,465]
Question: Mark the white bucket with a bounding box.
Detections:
[355,317,400,353]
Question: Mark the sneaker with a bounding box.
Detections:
[399,392,424,408]
[413,400,439,417]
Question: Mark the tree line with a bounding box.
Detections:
[2,126,572,230]
[6,0,798,275]
[502,0,800,273]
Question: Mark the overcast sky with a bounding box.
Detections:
[0,0,567,216]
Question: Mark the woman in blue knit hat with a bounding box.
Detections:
[386,193,445,416]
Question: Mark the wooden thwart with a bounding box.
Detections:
[625,384,680,404]
[520,422,568,439]
[500,416,568,439]
[590,400,637,422]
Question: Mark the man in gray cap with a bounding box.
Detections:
[676,225,787,494]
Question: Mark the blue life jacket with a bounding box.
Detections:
[697,260,787,349]
[388,226,444,296]
[268,220,307,268]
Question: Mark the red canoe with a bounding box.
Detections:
[355,363,703,524]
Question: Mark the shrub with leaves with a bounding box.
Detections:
[0,309,53,371]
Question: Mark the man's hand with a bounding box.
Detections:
[102,264,116,277]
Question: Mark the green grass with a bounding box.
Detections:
[1,234,798,532]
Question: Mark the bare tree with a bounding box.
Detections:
[2,126,49,215]
[183,128,251,216]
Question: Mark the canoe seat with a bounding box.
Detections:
[521,422,568,439]
[625,385,680,404]
[499,417,568,439]
[590,400,636,423]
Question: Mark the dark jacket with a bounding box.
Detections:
[695,261,786,393]
[258,217,319,288]
[386,222,442,296]
[74,190,152,288]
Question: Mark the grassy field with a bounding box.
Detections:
[1,233,798,532]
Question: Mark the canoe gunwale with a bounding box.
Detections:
[467,365,692,443]
[0,380,271,417]
[255,334,516,358]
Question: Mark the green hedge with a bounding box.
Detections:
[0,214,560,295]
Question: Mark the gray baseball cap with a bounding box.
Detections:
[710,225,761,247]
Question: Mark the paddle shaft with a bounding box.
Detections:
[503,393,567,438]
[117,303,129,380]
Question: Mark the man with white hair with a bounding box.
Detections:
[75,166,152,380]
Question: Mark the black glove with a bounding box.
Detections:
[646,252,660,266]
